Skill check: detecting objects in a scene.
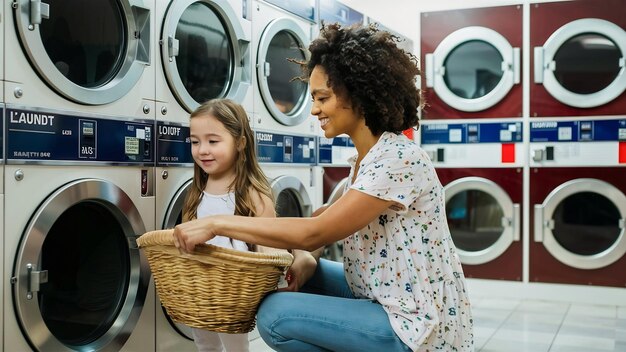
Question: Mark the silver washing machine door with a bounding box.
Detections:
[161,178,194,341]
[270,175,312,217]
[534,18,626,108]
[14,0,151,104]
[444,177,521,265]
[161,0,251,112]
[12,179,149,351]
[257,18,311,126]
[425,26,521,112]
[534,178,626,269]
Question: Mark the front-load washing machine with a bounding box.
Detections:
[419,120,524,281]
[256,130,318,218]
[531,0,626,117]
[156,0,253,128]
[155,124,196,350]
[421,5,522,119]
[529,118,626,287]
[4,0,156,120]
[251,0,317,135]
[3,107,155,351]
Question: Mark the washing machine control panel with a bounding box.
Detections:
[318,136,356,166]
[319,0,364,26]
[530,118,626,166]
[256,130,316,164]
[156,121,192,166]
[264,0,315,22]
[5,107,153,164]
[420,121,524,167]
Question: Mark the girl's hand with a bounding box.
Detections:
[173,217,218,253]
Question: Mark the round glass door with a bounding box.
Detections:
[270,175,312,217]
[534,178,626,269]
[425,26,520,112]
[444,177,520,265]
[534,18,626,108]
[13,179,149,351]
[15,0,151,104]
[161,0,250,113]
[444,40,504,100]
[162,180,194,340]
[257,19,311,126]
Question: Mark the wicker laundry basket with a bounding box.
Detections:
[136,229,293,333]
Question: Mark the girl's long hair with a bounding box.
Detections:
[182,99,273,223]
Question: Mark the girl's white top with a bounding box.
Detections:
[197,191,249,252]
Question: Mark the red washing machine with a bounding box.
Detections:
[420,120,524,280]
[323,167,350,206]
[529,118,626,287]
[531,0,626,117]
[421,5,522,119]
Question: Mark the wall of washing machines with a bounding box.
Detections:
[0,0,368,350]
[2,0,626,351]
[408,0,626,304]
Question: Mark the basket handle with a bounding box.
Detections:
[136,229,176,247]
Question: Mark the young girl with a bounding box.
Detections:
[182,98,277,352]
[174,24,474,352]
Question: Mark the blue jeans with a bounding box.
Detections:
[256,259,411,352]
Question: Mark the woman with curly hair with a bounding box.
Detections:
[173,23,474,351]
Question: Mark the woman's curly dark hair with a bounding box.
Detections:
[302,23,422,135]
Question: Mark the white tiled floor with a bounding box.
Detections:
[474,297,626,352]
[249,297,626,351]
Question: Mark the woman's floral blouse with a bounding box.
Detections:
[343,132,474,351]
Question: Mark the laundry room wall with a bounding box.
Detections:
[339,0,529,56]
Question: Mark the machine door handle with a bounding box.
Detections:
[512,204,520,241]
[168,36,179,60]
[534,204,544,242]
[263,62,271,77]
[512,47,521,84]
[132,5,151,64]
[26,263,48,300]
[533,46,544,84]
[425,53,434,88]
[238,38,251,67]
[29,0,49,25]
[501,204,521,241]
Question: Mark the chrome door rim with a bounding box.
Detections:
[534,178,626,269]
[13,178,149,351]
[535,18,626,108]
[14,0,151,104]
[444,176,519,265]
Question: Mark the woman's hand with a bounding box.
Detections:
[276,206,327,291]
[173,217,219,253]
[278,250,318,292]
